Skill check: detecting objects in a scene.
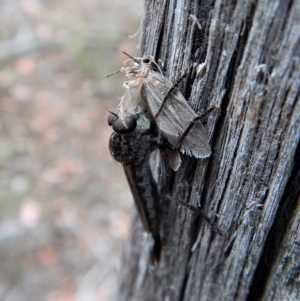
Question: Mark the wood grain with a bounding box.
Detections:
[118,1,300,300]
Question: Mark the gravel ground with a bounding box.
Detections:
[0,1,140,300]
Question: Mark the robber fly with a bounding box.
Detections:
[108,112,164,262]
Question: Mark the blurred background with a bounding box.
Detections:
[0,0,141,300]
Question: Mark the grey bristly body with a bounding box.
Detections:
[109,115,162,261]
[119,55,211,161]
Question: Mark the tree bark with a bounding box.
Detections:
[118,1,300,300]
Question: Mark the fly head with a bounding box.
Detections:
[108,113,156,165]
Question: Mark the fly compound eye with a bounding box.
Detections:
[108,113,119,126]
[112,116,137,134]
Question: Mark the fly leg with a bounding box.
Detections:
[166,194,225,236]
[153,68,190,120]
[175,106,217,150]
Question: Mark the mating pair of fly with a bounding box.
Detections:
[108,52,222,262]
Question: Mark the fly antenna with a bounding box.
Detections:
[104,108,119,117]
[106,70,120,78]
[105,109,119,126]
[152,59,163,76]
[122,52,140,64]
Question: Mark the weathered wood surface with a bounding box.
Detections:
[118,1,300,300]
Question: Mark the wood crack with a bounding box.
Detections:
[247,141,300,301]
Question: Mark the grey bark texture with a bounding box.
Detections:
[118,1,300,300]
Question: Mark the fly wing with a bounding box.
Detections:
[123,161,161,262]
[123,163,152,233]
[143,71,211,158]
[109,120,161,261]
